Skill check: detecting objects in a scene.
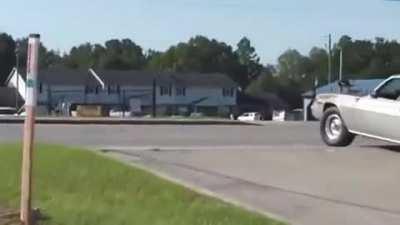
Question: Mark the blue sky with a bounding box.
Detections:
[1,0,399,64]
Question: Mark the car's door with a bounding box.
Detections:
[352,77,400,141]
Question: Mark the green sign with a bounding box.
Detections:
[26,79,35,88]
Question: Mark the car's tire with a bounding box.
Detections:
[320,107,355,147]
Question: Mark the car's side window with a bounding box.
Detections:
[376,78,400,100]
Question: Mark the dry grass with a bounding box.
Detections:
[0,207,19,225]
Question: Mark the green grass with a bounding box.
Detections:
[0,144,285,225]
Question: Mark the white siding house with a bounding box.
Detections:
[7,68,238,116]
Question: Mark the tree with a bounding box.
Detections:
[246,65,303,109]
[333,37,374,78]
[146,35,248,87]
[63,43,95,69]
[308,47,328,85]
[235,37,263,82]
[15,38,62,70]
[0,33,16,85]
[246,65,278,94]
[247,49,315,109]
[63,39,146,70]
[277,49,312,84]
[100,39,146,70]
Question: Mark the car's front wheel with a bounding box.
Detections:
[320,107,355,147]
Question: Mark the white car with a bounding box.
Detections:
[109,109,131,118]
[312,75,400,146]
[237,112,262,121]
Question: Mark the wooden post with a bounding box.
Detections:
[20,34,40,225]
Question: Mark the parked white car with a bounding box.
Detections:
[109,108,131,117]
[312,75,400,146]
[237,112,262,121]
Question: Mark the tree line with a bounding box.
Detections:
[1,33,400,108]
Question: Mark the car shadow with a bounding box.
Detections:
[360,145,400,153]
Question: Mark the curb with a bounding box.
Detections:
[0,117,257,126]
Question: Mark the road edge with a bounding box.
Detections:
[0,117,257,126]
[100,151,290,225]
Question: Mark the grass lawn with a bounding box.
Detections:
[0,144,285,225]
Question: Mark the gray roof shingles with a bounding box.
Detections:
[39,68,99,86]
[0,87,22,107]
[38,69,237,88]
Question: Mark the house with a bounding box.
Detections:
[97,70,237,116]
[302,78,385,121]
[0,87,22,108]
[6,68,238,117]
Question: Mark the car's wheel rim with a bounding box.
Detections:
[325,114,343,140]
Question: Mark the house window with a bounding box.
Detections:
[85,86,95,94]
[94,86,99,94]
[160,86,172,96]
[107,85,120,95]
[222,88,235,97]
[176,87,186,96]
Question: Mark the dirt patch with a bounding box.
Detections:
[0,207,47,225]
[0,207,20,225]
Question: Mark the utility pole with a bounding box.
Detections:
[339,47,344,93]
[339,47,343,81]
[15,43,20,110]
[152,77,157,118]
[20,34,40,225]
[122,90,126,118]
[328,34,332,86]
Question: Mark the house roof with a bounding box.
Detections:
[167,72,237,88]
[7,67,238,88]
[94,70,158,86]
[0,87,22,107]
[54,69,238,88]
[7,67,100,86]
[39,68,100,86]
[303,78,385,98]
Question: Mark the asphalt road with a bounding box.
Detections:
[0,122,372,148]
[1,122,399,225]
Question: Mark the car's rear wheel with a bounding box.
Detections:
[320,107,355,147]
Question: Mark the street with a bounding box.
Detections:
[0,122,324,148]
[1,122,400,225]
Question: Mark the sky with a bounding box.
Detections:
[1,0,400,64]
